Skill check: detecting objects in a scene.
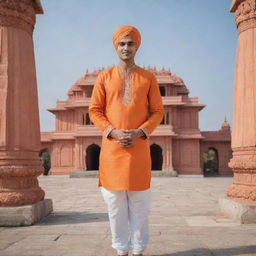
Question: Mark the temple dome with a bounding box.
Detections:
[221,117,231,131]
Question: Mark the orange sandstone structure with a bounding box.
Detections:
[0,0,52,226]
[219,0,256,223]
[41,68,232,177]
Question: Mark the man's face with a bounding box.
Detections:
[116,36,137,61]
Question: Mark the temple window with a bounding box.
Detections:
[82,113,86,125]
[160,112,169,125]
[166,112,169,124]
[159,86,166,96]
[82,113,93,125]
[86,88,93,97]
[86,113,93,125]
[160,116,165,125]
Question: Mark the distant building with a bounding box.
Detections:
[41,67,232,176]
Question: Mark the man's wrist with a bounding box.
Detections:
[137,129,145,138]
[103,125,115,138]
[109,128,116,138]
[137,128,148,139]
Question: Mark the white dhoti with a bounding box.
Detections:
[101,187,151,255]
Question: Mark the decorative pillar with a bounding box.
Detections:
[165,136,174,171]
[162,137,177,177]
[219,0,256,223]
[0,0,52,226]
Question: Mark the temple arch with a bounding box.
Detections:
[86,144,101,170]
[39,148,51,176]
[150,144,163,170]
[203,147,219,176]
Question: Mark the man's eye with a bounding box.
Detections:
[128,42,134,46]
[119,42,125,46]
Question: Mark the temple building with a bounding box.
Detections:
[41,67,232,176]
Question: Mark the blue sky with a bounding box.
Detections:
[34,0,238,132]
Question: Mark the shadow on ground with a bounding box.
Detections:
[38,211,109,225]
[152,245,256,256]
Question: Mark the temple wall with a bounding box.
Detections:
[41,142,52,152]
[50,139,75,174]
[173,138,202,174]
[176,108,199,129]
[56,111,75,131]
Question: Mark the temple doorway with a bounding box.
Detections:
[150,144,163,170]
[39,148,51,176]
[203,147,219,176]
[86,144,101,170]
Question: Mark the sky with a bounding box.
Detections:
[34,0,238,132]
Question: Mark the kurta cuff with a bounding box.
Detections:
[139,127,149,139]
[103,125,115,138]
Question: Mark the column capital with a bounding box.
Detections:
[0,0,43,35]
[230,0,256,33]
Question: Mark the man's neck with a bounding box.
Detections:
[118,59,136,71]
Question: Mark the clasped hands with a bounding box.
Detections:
[109,129,143,147]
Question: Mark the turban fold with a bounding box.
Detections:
[112,25,141,50]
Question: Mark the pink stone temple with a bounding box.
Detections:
[41,68,232,176]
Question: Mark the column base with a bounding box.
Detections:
[218,197,256,224]
[0,199,53,226]
[153,170,178,177]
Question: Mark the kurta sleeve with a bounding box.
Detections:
[139,74,164,137]
[89,72,114,136]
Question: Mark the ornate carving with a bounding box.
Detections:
[228,149,256,170]
[228,149,256,201]
[0,165,44,206]
[226,184,256,202]
[0,0,37,35]
[0,188,45,206]
[0,165,42,177]
[233,172,256,184]
[234,0,256,33]
[229,159,256,170]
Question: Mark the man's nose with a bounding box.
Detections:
[123,44,128,49]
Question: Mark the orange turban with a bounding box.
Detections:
[112,25,141,50]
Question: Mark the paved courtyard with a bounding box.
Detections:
[0,176,256,256]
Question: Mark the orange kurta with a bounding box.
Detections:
[89,66,163,191]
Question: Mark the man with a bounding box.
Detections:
[89,25,163,256]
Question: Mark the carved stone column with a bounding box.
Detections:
[219,0,256,223]
[0,0,52,226]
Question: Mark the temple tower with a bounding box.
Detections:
[0,0,52,225]
[219,0,256,223]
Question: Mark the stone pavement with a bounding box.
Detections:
[0,176,256,256]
